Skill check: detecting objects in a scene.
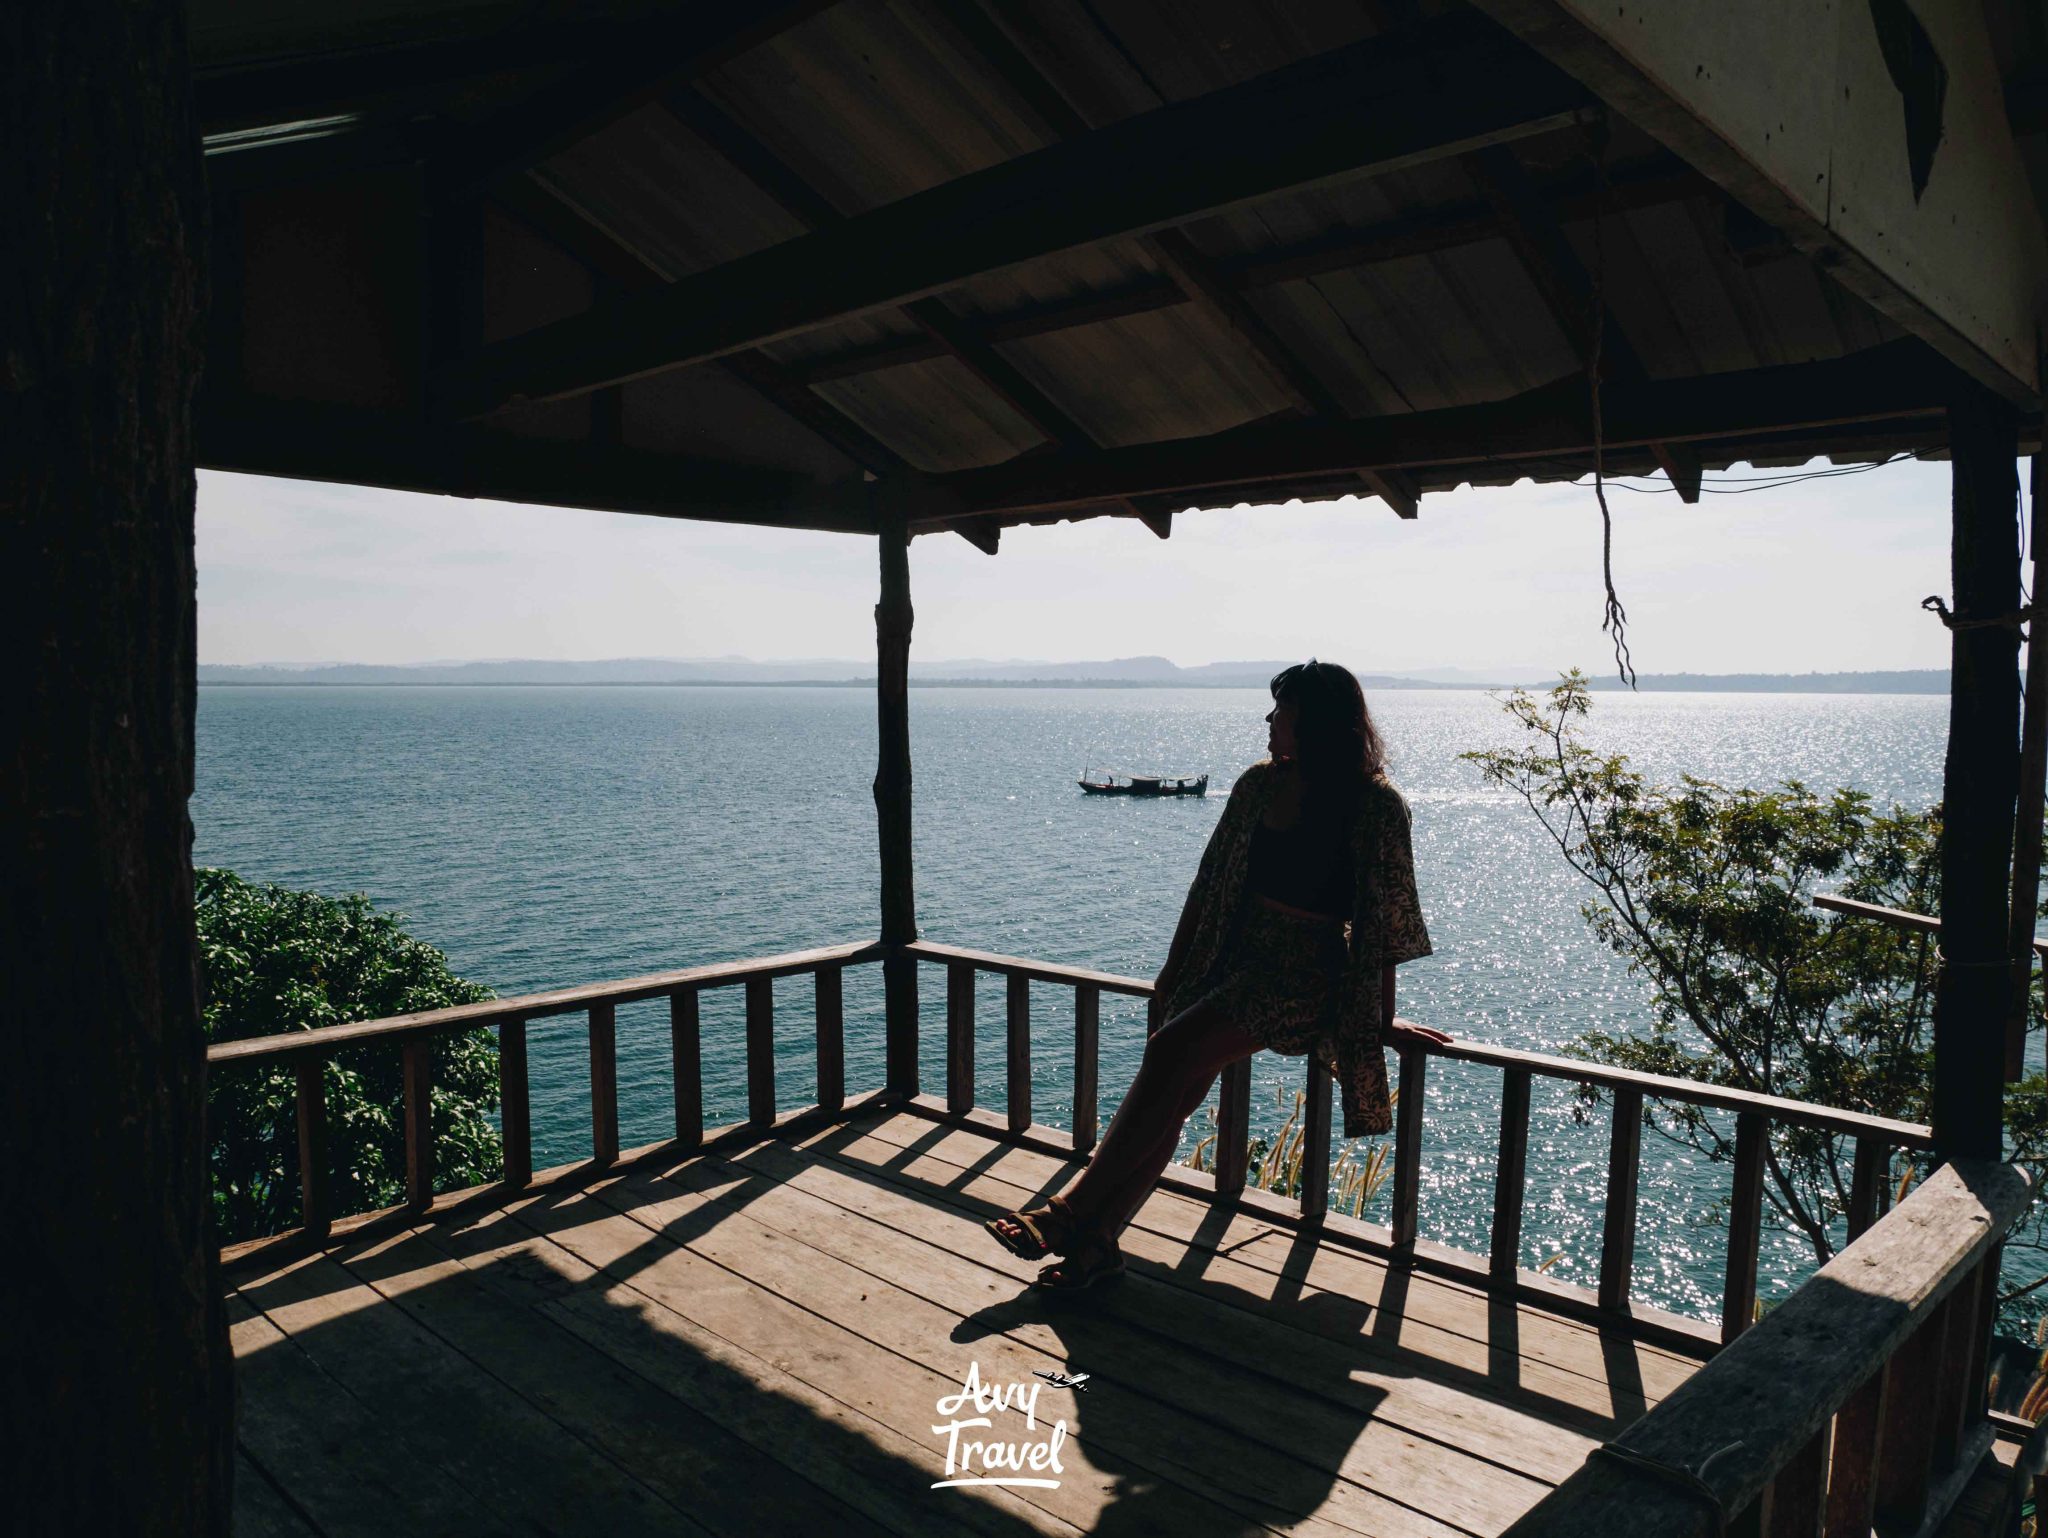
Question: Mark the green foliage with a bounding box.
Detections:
[1463,674,2048,1313]
[197,868,502,1243]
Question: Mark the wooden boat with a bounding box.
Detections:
[1076,770,1209,797]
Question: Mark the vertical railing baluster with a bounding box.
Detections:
[1825,1367,1887,1535]
[1490,1067,1531,1288]
[1722,1110,1767,1343]
[671,987,702,1150]
[1930,1264,1985,1471]
[1299,1052,1332,1220]
[499,1017,531,1188]
[1964,1242,2002,1438]
[1006,973,1031,1133]
[1873,1300,1946,1530]
[814,965,844,1116]
[1073,985,1099,1153]
[746,976,774,1127]
[1598,1085,1643,1312]
[946,961,975,1115]
[588,1001,618,1165]
[1763,1424,1827,1538]
[883,951,919,1098]
[1847,1135,1886,1241]
[402,1037,433,1208]
[1390,1045,1426,1249]
[295,1058,329,1237]
[1215,1055,1251,1195]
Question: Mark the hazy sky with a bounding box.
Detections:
[197,453,2023,675]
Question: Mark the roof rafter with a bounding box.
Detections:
[438,10,1591,419]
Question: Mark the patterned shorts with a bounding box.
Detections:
[1182,900,1348,1058]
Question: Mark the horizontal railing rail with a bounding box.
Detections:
[207,939,883,1237]
[1814,890,2048,959]
[1500,1157,2029,1537]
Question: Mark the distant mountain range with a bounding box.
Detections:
[196,656,1954,693]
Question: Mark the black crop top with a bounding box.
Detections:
[1246,809,1353,915]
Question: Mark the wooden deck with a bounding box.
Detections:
[225,1094,1710,1538]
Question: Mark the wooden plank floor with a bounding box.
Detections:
[228,1098,1705,1537]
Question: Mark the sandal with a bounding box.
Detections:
[985,1193,1080,1261]
[1032,1226,1126,1292]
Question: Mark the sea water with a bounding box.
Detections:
[194,683,1974,1322]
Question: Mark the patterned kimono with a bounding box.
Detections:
[1160,759,1433,1140]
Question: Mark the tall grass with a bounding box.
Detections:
[1178,1083,1396,1218]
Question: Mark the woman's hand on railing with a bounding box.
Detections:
[1387,1018,1453,1050]
[1148,967,1178,1032]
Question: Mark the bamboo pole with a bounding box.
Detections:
[2007,452,2047,1080]
[1934,381,2021,1161]
[874,500,920,1095]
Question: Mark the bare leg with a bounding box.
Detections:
[1060,999,1260,1237]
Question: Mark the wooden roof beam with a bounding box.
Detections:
[439,11,1591,418]
[913,340,1948,522]
[1462,143,1702,503]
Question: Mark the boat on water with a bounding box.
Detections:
[1077,770,1209,797]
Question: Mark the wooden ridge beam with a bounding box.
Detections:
[440,10,1590,418]
[913,340,1948,522]
[782,160,1710,388]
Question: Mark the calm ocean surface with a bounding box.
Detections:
[194,683,1973,1323]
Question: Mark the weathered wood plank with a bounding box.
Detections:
[232,1451,322,1538]
[571,1158,1492,1535]
[235,1256,687,1536]
[338,1221,890,1537]
[1006,972,1031,1134]
[814,964,844,1116]
[1721,1111,1766,1344]
[691,1126,1610,1487]
[826,1111,1695,1417]
[908,939,1152,998]
[207,941,882,1065]
[1392,1046,1427,1248]
[1301,1053,1332,1221]
[1492,1067,1533,1288]
[1598,1088,1643,1312]
[744,976,774,1128]
[1823,1368,1886,1538]
[402,1038,432,1207]
[1847,1136,1886,1241]
[295,1061,328,1237]
[499,1017,530,1187]
[589,1001,619,1165]
[1073,984,1099,1153]
[670,988,701,1149]
[946,961,975,1116]
[1762,1425,1826,1538]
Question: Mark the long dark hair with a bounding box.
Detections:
[1268,659,1386,817]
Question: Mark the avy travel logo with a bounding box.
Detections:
[930,1360,1085,1490]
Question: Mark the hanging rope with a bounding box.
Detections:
[1584,119,1637,689]
[1922,595,2031,636]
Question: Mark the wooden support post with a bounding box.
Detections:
[1300,1053,1332,1221]
[1006,973,1031,1134]
[1215,1057,1252,1195]
[588,1001,618,1165]
[1936,380,2022,1160]
[1491,1067,1532,1287]
[815,965,844,1116]
[1391,1046,1427,1248]
[875,502,920,1096]
[1599,1086,1643,1312]
[499,1018,531,1187]
[2008,452,2048,1080]
[746,976,775,1127]
[402,1038,433,1207]
[671,988,702,1149]
[946,962,975,1116]
[295,1060,329,1237]
[1073,985,1100,1153]
[1847,1136,1886,1241]
[1722,1111,1767,1343]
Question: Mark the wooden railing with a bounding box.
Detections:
[898,938,1936,1347]
[1502,1157,2028,1537]
[206,940,881,1238]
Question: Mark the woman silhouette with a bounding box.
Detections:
[987,659,1447,1288]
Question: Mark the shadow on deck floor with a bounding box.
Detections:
[225,1094,1705,1537]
